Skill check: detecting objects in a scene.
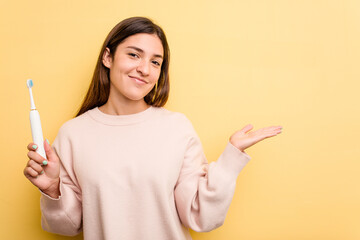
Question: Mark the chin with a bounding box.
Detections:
[124,92,149,102]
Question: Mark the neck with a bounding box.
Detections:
[99,93,149,116]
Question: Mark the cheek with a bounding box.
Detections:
[152,69,162,82]
[117,61,136,74]
[113,56,137,74]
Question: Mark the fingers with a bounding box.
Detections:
[24,159,44,177]
[256,125,282,132]
[44,139,58,162]
[240,124,254,134]
[269,125,283,131]
[230,124,283,151]
[24,166,40,178]
[28,159,43,172]
[254,125,283,140]
[27,143,38,151]
[265,125,283,135]
[255,126,282,133]
[26,141,49,174]
[27,150,46,165]
[25,150,46,178]
[241,125,282,137]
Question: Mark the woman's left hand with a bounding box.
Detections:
[230,124,282,152]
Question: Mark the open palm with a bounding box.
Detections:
[230,124,282,152]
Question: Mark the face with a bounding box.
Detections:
[102,33,164,105]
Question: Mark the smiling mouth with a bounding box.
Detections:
[129,76,148,84]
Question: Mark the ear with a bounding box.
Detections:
[102,47,112,68]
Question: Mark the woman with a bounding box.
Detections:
[24,17,282,240]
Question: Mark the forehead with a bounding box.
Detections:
[119,33,163,56]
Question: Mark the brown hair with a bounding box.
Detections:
[75,17,170,117]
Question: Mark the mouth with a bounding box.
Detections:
[129,75,148,84]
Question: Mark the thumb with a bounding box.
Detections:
[240,124,254,134]
[44,139,58,162]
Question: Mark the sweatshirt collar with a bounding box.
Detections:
[87,106,157,126]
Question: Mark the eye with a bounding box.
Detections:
[152,60,161,66]
[128,53,139,58]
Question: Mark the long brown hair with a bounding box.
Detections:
[76,17,170,117]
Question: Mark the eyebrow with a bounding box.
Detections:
[126,46,163,59]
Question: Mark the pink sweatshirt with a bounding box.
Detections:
[40,107,250,240]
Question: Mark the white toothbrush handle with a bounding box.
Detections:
[29,110,47,159]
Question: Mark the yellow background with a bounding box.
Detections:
[1,0,360,239]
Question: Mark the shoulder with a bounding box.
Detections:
[56,110,93,138]
[156,107,192,123]
[52,110,94,151]
[155,107,196,134]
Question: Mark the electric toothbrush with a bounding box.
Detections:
[27,79,47,159]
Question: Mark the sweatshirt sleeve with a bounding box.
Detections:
[174,127,250,232]
[40,124,83,236]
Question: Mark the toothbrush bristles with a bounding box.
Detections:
[27,79,33,88]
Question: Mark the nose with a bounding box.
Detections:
[136,59,150,76]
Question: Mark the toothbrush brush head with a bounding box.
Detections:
[27,79,33,88]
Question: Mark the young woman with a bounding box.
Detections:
[24,17,282,240]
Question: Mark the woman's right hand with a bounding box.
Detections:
[24,140,61,198]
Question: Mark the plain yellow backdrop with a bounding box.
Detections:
[1,0,360,239]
